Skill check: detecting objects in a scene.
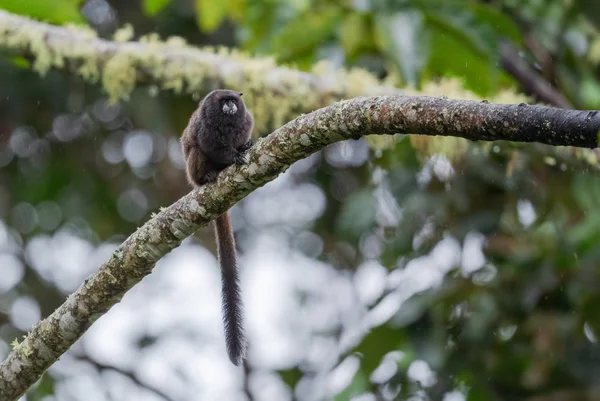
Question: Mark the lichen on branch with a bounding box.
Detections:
[0,10,397,133]
[0,9,532,137]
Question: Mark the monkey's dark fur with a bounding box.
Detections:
[181,89,254,366]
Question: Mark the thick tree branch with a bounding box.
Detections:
[0,95,599,399]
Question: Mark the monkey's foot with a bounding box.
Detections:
[233,151,249,165]
[238,139,254,152]
[201,170,219,184]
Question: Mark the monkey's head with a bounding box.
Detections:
[202,89,247,117]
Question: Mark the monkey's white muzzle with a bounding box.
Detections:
[222,101,238,115]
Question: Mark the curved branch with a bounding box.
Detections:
[1,95,599,400]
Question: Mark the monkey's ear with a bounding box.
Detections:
[238,92,243,97]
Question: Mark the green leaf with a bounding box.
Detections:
[27,373,55,400]
[9,56,30,69]
[236,1,277,52]
[465,2,523,46]
[581,76,600,109]
[334,369,370,400]
[572,173,600,211]
[142,0,171,16]
[368,0,524,93]
[412,0,523,46]
[278,366,303,388]
[194,0,229,33]
[339,13,372,58]
[576,0,600,31]
[271,7,342,62]
[225,0,247,22]
[374,10,429,87]
[336,189,377,241]
[424,9,495,61]
[567,213,600,251]
[466,385,495,401]
[425,23,498,95]
[0,0,86,24]
[354,324,410,373]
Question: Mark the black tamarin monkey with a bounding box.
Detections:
[180,89,254,366]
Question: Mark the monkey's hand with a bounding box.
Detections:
[233,140,253,165]
[233,150,249,166]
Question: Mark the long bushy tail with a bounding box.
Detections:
[214,213,246,365]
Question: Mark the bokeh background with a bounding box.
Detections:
[2,0,600,400]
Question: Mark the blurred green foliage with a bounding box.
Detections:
[142,0,171,17]
[1,0,600,400]
[0,0,86,24]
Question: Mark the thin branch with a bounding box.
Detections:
[0,95,599,400]
[75,355,175,401]
[0,311,9,326]
[242,360,254,401]
[499,39,572,109]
